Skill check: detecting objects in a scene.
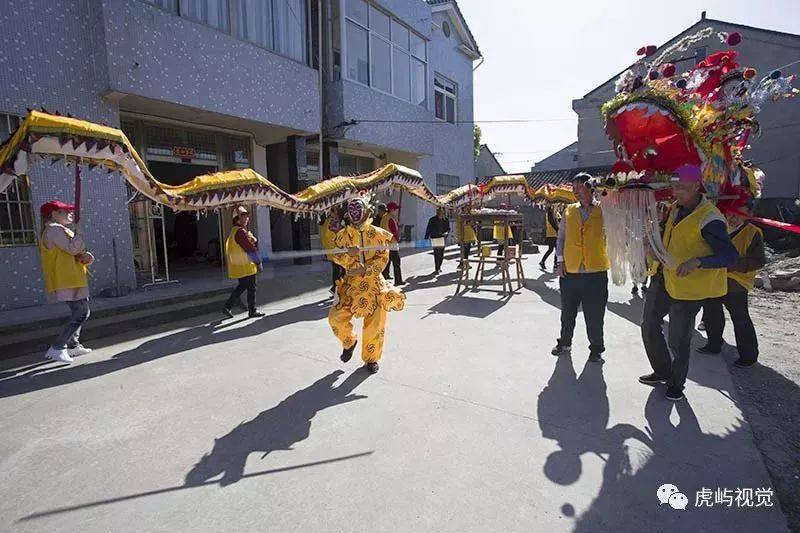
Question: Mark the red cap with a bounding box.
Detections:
[387,202,399,212]
[40,200,75,217]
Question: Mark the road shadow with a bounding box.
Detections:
[400,271,460,294]
[567,388,776,532]
[425,294,510,319]
[0,299,331,399]
[537,354,651,487]
[185,368,369,487]
[538,353,775,530]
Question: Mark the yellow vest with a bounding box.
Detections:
[456,217,477,243]
[40,230,89,294]
[379,213,391,232]
[545,213,558,238]
[320,218,336,260]
[493,222,511,240]
[225,227,258,279]
[662,199,727,300]
[563,203,610,274]
[728,223,762,291]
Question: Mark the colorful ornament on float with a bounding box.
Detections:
[596,29,797,285]
[600,28,797,199]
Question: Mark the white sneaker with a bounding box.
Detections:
[44,347,74,363]
[67,345,92,357]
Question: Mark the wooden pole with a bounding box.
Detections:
[73,164,82,225]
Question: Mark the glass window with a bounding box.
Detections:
[434,74,457,123]
[392,48,410,101]
[370,35,391,92]
[344,3,426,107]
[391,19,409,49]
[346,20,369,84]
[435,173,460,195]
[411,57,426,106]
[0,113,36,247]
[411,33,426,60]
[369,5,390,39]
[236,0,273,49]
[345,0,368,26]
[179,0,230,31]
[273,0,307,62]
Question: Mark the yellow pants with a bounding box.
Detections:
[328,305,388,363]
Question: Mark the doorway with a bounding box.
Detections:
[148,161,223,274]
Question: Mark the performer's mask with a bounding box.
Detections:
[345,198,369,227]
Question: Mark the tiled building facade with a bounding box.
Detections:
[0,0,481,310]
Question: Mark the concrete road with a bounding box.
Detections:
[0,250,788,532]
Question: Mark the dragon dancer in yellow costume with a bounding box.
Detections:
[328,198,405,374]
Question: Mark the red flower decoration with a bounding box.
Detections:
[726,32,742,46]
[661,63,676,77]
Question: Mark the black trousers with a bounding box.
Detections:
[703,290,759,363]
[461,242,472,258]
[331,262,345,289]
[433,247,445,271]
[225,274,257,313]
[558,271,608,354]
[382,250,403,283]
[641,276,703,391]
[541,237,557,266]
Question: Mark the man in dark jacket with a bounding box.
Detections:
[425,208,450,274]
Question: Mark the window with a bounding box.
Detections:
[346,20,369,84]
[272,0,307,63]
[235,0,273,49]
[435,173,460,195]
[179,0,230,31]
[434,74,457,123]
[344,0,427,106]
[338,154,375,175]
[0,113,36,247]
[142,0,309,64]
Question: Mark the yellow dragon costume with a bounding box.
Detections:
[328,199,405,373]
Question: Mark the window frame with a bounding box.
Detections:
[343,0,427,107]
[138,0,312,67]
[435,173,461,195]
[434,73,458,124]
[0,112,37,248]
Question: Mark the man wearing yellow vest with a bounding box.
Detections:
[698,201,765,367]
[552,174,610,363]
[223,206,265,318]
[540,206,560,270]
[40,200,95,363]
[639,165,738,400]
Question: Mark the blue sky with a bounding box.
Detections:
[459,0,800,173]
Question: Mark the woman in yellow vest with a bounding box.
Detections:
[39,200,95,363]
[698,201,766,367]
[223,206,265,318]
[552,174,610,363]
[540,206,560,270]
[493,203,513,257]
[639,165,738,401]
[328,199,405,374]
[455,210,478,259]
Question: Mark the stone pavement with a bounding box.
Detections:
[0,249,788,532]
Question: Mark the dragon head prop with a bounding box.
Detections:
[600,28,797,201]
